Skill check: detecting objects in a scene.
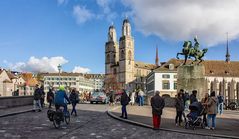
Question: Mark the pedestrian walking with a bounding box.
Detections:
[190,90,198,104]
[129,90,136,105]
[33,84,42,112]
[175,92,184,126]
[138,89,145,106]
[205,91,218,130]
[201,93,209,127]
[69,88,79,116]
[40,85,45,108]
[151,91,165,129]
[217,93,224,115]
[120,89,130,119]
[47,88,54,109]
[109,91,115,106]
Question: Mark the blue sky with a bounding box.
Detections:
[0,0,239,74]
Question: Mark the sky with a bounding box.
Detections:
[0,0,239,74]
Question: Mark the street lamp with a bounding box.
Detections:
[57,64,62,86]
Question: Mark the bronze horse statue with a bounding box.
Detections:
[176,40,208,65]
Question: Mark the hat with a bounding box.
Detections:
[59,85,65,91]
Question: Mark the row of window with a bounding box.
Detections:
[162,74,177,79]
[162,82,177,90]
[45,77,76,81]
[45,82,76,86]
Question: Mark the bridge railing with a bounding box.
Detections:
[0,96,33,109]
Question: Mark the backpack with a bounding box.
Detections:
[218,96,223,103]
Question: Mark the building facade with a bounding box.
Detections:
[84,74,105,91]
[105,18,157,92]
[146,58,239,105]
[42,73,94,93]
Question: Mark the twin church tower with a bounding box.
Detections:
[105,18,157,91]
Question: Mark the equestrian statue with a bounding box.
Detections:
[176,36,208,65]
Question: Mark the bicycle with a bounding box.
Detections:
[47,104,70,129]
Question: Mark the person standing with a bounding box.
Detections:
[201,93,209,127]
[190,90,198,104]
[138,89,145,106]
[109,91,115,106]
[129,90,136,105]
[120,89,130,119]
[47,88,54,109]
[217,93,224,115]
[69,88,79,116]
[40,86,45,108]
[151,91,165,129]
[175,92,184,126]
[33,84,42,112]
[205,91,218,130]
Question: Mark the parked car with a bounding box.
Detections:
[90,92,108,104]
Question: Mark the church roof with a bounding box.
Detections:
[123,18,130,24]
[135,62,157,70]
[154,58,239,77]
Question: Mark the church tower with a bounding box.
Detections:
[105,24,119,77]
[225,33,230,63]
[119,18,135,89]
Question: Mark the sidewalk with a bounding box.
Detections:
[109,105,239,138]
[0,105,33,117]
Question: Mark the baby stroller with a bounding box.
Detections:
[185,102,205,130]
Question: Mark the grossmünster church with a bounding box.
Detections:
[104,18,157,92]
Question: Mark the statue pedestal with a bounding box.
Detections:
[177,65,207,100]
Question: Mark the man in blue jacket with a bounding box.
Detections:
[54,86,70,115]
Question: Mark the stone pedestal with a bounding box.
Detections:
[177,65,207,100]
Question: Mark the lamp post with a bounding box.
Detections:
[57,64,62,87]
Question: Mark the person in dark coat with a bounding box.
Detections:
[69,88,79,116]
[120,89,130,119]
[33,84,42,112]
[190,90,198,104]
[151,91,165,129]
[175,92,184,126]
[40,86,45,108]
[47,88,54,109]
[109,91,115,106]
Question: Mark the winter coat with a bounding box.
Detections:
[47,91,54,102]
[190,94,198,104]
[33,88,42,100]
[54,90,70,105]
[207,97,217,115]
[69,92,79,104]
[120,92,130,106]
[151,95,165,116]
[201,97,209,114]
[175,98,184,112]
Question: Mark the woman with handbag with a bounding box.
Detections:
[69,88,79,116]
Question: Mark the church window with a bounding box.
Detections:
[107,54,110,63]
[121,50,125,59]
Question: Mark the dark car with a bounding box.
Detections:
[90,92,108,104]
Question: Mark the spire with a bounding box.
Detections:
[226,32,230,63]
[155,45,159,66]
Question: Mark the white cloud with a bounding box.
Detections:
[72,66,91,73]
[10,56,68,73]
[122,0,239,46]
[96,0,117,21]
[57,0,67,5]
[73,5,95,24]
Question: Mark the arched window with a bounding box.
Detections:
[107,54,110,63]
[128,50,132,60]
[121,50,125,59]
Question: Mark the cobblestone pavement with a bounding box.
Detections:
[111,105,239,138]
[0,104,227,139]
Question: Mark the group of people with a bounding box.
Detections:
[33,85,80,116]
[174,89,223,130]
